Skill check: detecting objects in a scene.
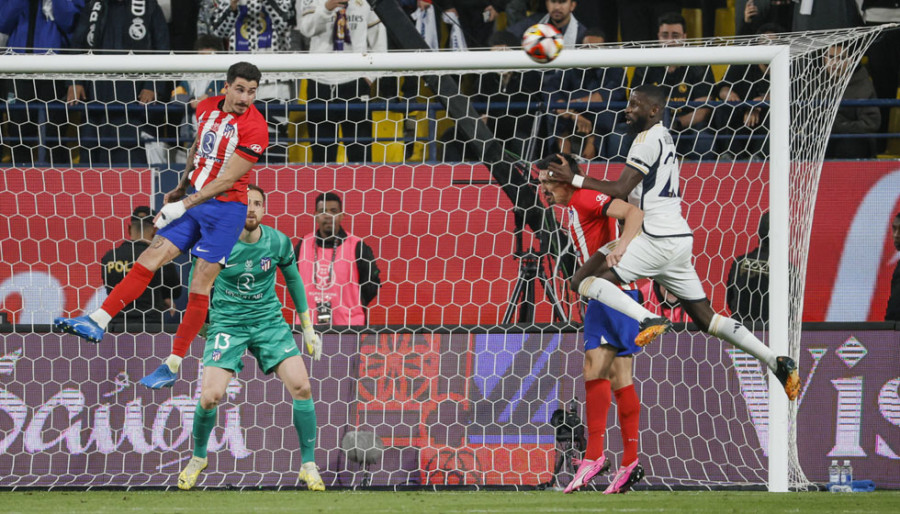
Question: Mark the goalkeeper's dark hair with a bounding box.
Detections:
[315,192,343,210]
[227,61,262,85]
[633,84,668,109]
[536,153,583,176]
[248,184,266,202]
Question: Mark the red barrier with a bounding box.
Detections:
[2,162,899,324]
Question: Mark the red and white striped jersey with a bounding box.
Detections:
[566,189,637,290]
[566,188,617,266]
[190,96,269,204]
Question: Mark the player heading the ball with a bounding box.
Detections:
[55,61,272,389]
[543,84,800,401]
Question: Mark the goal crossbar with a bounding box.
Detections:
[0,46,790,74]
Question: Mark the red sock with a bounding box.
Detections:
[100,262,154,317]
[614,384,641,466]
[584,378,612,461]
[172,293,209,358]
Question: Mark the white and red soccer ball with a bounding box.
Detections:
[521,23,563,64]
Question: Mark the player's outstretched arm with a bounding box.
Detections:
[604,199,643,268]
[546,154,643,200]
[282,263,322,360]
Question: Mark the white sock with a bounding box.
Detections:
[165,354,183,374]
[708,314,777,370]
[89,309,112,330]
[578,277,656,322]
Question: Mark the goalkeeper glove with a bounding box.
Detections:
[297,311,321,360]
[155,200,186,229]
[303,328,322,361]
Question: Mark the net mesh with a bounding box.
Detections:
[0,26,887,489]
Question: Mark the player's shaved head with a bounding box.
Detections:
[633,85,668,109]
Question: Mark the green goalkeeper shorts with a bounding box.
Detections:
[203,320,301,375]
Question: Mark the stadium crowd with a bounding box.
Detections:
[0,0,897,167]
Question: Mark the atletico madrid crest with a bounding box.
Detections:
[260,257,271,271]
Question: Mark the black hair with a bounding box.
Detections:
[247,184,266,202]
[226,61,262,85]
[131,206,155,227]
[536,153,583,176]
[632,84,668,108]
[488,30,519,48]
[315,192,343,211]
[657,12,686,31]
[757,23,786,35]
[894,211,900,219]
[194,34,224,52]
[583,27,607,41]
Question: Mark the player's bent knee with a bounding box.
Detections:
[199,389,226,410]
[290,381,312,400]
[135,237,179,271]
[189,260,222,294]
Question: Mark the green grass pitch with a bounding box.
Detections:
[2,491,899,513]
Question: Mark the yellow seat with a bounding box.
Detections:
[371,109,405,163]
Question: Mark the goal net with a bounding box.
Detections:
[0,25,887,490]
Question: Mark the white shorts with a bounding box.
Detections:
[607,233,708,302]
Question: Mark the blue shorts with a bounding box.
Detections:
[583,291,642,356]
[157,199,247,264]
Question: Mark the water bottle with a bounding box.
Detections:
[841,460,853,484]
[828,460,840,484]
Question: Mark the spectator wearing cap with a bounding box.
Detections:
[100,206,183,331]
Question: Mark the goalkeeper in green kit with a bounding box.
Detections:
[178,184,325,491]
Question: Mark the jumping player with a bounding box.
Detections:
[55,62,269,389]
[538,155,646,494]
[544,84,800,401]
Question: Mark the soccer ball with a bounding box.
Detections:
[521,24,563,64]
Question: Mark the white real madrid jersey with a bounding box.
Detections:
[625,122,693,237]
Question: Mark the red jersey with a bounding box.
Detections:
[566,189,637,291]
[190,96,269,204]
[566,188,617,266]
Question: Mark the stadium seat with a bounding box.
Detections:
[371,110,405,163]
[880,87,900,158]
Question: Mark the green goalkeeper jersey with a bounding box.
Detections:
[211,225,296,326]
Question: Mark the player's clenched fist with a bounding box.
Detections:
[155,200,187,229]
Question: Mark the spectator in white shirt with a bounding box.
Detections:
[298,0,388,163]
